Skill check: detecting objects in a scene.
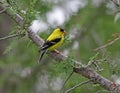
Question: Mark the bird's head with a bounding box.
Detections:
[54,28,66,35]
[59,28,66,35]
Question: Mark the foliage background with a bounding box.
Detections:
[0,0,120,93]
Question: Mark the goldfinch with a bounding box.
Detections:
[38,28,66,63]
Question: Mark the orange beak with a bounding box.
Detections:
[63,31,67,34]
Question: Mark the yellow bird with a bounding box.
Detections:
[38,28,66,63]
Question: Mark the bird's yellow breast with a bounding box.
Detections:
[48,35,64,50]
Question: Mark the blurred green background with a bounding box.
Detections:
[0,0,120,93]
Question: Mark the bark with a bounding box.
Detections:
[74,66,120,92]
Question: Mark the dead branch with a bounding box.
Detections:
[60,71,74,93]
[0,33,25,41]
[65,79,91,93]
[93,35,120,51]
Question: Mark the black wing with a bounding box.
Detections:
[41,37,61,51]
[38,37,61,63]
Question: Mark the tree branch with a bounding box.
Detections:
[1,4,120,93]
[73,66,120,92]
[60,71,74,93]
[0,5,6,14]
[0,33,25,41]
[65,79,91,93]
[111,0,120,7]
[93,35,120,51]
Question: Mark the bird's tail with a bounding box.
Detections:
[38,50,47,63]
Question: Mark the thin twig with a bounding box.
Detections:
[60,71,74,93]
[92,61,103,72]
[111,0,120,7]
[65,79,91,93]
[95,89,111,93]
[0,33,25,41]
[93,35,120,51]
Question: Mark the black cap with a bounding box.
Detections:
[60,28,64,32]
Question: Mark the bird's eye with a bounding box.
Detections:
[60,28,64,32]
